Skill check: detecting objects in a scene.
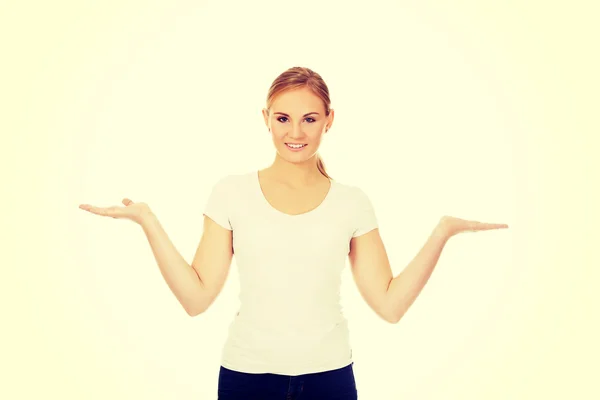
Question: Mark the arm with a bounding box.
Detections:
[141,212,233,316]
[349,216,507,324]
[384,222,450,323]
[348,228,395,323]
[348,221,449,324]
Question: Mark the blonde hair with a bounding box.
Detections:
[265,66,333,180]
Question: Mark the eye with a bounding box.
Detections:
[276,117,317,123]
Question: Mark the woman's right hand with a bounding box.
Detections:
[79,198,153,225]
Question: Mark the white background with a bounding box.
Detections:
[2,0,598,399]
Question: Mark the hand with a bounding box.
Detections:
[438,215,509,237]
[79,198,153,225]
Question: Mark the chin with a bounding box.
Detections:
[278,147,316,161]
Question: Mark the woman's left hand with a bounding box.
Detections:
[438,215,509,237]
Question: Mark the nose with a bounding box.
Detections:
[288,123,304,140]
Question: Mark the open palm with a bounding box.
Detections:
[440,215,508,236]
[79,198,152,225]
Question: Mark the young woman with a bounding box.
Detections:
[79,66,508,399]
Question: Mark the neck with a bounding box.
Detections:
[264,154,325,187]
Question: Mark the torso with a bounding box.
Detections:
[257,169,332,216]
[210,170,378,375]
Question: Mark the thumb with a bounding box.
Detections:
[122,198,134,206]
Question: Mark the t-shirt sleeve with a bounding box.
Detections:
[202,176,233,231]
[352,186,379,238]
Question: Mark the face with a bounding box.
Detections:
[262,87,334,164]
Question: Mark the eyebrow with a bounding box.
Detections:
[273,112,320,117]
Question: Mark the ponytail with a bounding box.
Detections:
[316,153,332,180]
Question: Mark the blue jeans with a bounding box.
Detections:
[217,362,358,400]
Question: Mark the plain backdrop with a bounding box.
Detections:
[2,1,598,399]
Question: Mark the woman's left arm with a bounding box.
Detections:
[348,216,508,324]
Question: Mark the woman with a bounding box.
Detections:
[79,66,508,399]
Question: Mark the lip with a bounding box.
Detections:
[285,143,307,152]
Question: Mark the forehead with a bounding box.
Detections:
[271,88,323,112]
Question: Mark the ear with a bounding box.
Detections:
[262,108,270,130]
[326,109,335,132]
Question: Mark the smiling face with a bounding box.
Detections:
[262,87,334,165]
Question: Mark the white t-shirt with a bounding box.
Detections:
[202,170,378,376]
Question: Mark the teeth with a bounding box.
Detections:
[287,143,306,148]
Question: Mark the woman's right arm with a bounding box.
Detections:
[141,212,234,316]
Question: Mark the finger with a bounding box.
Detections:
[490,223,509,229]
[475,222,509,231]
[81,205,125,218]
[79,204,107,214]
[482,222,508,229]
[122,198,134,206]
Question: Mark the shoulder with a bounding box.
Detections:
[332,179,371,202]
[210,170,254,188]
[328,180,375,217]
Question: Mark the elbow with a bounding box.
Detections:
[384,292,407,324]
[388,315,401,324]
[387,313,402,324]
[186,308,201,317]
[385,306,405,324]
[386,314,399,324]
[186,307,205,317]
[184,289,212,316]
[184,301,206,317]
[379,308,399,324]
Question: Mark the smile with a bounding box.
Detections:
[285,143,307,149]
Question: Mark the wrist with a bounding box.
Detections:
[138,208,157,227]
[435,217,455,239]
